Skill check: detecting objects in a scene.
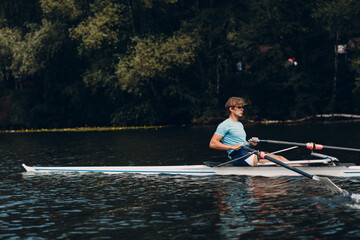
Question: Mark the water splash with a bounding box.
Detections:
[345,193,360,209]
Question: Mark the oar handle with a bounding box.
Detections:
[241,145,314,179]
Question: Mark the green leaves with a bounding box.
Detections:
[0,0,359,128]
[115,32,200,93]
[40,0,82,22]
[69,0,129,55]
[0,19,65,76]
[313,0,359,34]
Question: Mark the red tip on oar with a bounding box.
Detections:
[306,142,324,150]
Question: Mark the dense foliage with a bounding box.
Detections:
[0,0,359,128]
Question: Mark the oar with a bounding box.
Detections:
[258,139,360,152]
[216,147,296,167]
[241,145,345,194]
[216,152,254,167]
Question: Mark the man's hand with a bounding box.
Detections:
[248,137,259,146]
[232,142,244,150]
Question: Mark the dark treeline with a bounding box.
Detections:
[0,0,359,128]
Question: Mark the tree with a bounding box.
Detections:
[114,31,201,124]
[313,0,360,112]
[0,0,360,128]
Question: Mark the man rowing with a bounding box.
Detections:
[209,97,290,166]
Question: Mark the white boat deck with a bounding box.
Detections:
[22,163,360,177]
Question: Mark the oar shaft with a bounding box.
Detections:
[321,145,360,152]
[242,145,344,194]
[261,139,360,152]
[241,146,314,179]
[261,139,306,146]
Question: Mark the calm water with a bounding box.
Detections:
[1,123,360,239]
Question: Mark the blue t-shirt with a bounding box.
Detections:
[215,119,248,155]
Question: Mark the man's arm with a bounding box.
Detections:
[209,134,243,151]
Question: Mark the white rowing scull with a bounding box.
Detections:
[22,143,360,177]
[23,140,360,194]
[22,160,360,177]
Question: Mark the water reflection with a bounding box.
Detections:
[3,171,360,239]
[2,123,360,239]
[212,177,290,238]
[210,175,360,239]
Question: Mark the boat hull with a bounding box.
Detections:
[22,164,360,177]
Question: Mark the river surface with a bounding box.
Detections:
[1,122,360,239]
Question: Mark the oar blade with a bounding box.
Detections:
[313,176,344,194]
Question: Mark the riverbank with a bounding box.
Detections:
[251,114,360,125]
[0,125,166,133]
[1,113,360,133]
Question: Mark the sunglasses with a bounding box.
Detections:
[233,105,245,109]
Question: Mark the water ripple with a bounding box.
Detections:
[2,127,360,239]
